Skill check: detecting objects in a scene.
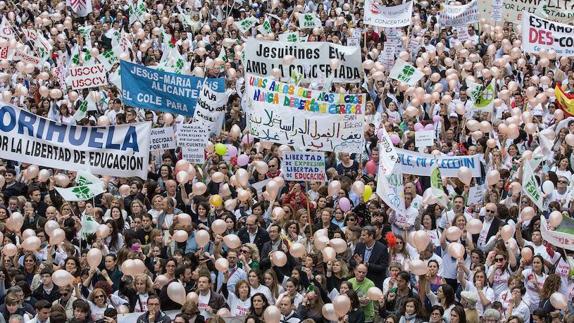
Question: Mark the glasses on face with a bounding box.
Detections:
[486,209,496,213]
[347,218,356,221]
[94,295,105,299]
[495,257,505,262]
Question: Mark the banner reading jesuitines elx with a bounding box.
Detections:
[0,105,151,179]
[364,0,413,27]
[243,38,364,83]
[521,12,574,57]
[245,75,365,153]
[120,60,225,116]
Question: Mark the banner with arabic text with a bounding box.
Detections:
[245,75,365,153]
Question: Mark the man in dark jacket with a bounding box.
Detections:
[237,214,270,252]
[136,295,171,323]
[349,225,389,289]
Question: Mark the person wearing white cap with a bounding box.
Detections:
[460,290,479,323]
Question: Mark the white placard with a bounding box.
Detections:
[415,130,435,148]
[149,127,176,151]
[364,0,414,27]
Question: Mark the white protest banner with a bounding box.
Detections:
[492,0,504,21]
[56,183,104,201]
[0,105,151,178]
[473,80,496,112]
[243,38,364,83]
[522,12,574,57]
[245,75,365,153]
[150,127,176,151]
[76,170,103,186]
[522,161,545,210]
[502,0,540,22]
[364,0,413,27]
[395,148,481,177]
[540,216,574,251]
[67,64,107,90]
[281,151,326,182]
[415,130,435,148]
[177,124,208,164]
[299,13,322,29]
[0,20,14,39]
[441,0,479,27]
[376,164,405,213]
[389,59,424,86]
[378,129,398,174]
[535,1,574,25]
[14,50,40,65]
[193,82,228,134]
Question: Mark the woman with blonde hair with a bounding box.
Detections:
[131,274,154,312]
[239,243,260,272]
[326,259,350,293]
[87,287,115,321]
[263,269,284,304]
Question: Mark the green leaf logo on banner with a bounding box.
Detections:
[431,167,443,190]
[72,186,92,200]
[304,14,313,22]
[287,33,297,42]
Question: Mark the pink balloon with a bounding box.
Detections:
[500,224,513,241]
[339,197,351,212]
[410,259,428,276]
[549,211,563,227]
[466,219,483,235]
[87,248,102,269]
[365,160,377,175]
[211,219,227,235]
[49,228,66,245]
[520,207,535,221]
[167,282,186,305]
[412,230,431,251]
[223,234,241,249]
[155,275,170,289]
[321,247,336,262]
[328,181,342,196]
[195,230,210,247]
[215,258,229,272]
[457,167,473,186]
[445,226,462,241]
[447,242,465,259]
[177,213,192,226]
[271,251,288,267]
[333,295,351,317]
[290,242,306,258]
[52,270,74,287]
[264,305,282,322]
[329,238,347,254]
[486,170,501,186]
[237,154,250,166]
[22,236,41,251]
[3,243,17,257]
[22,229,36,240]
[173,230,189,243]
[322,304,338,321]
[119,184,130,197]
[314,235,329,250]
[192,182,207,195]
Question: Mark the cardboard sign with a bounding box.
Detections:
[149,127,176,151]
[441,0,479,27]
[176,124,208,164]
[415,130,435,148]
[281,151,326,182]
[193,82,228,134]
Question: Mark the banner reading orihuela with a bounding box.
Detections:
[281,151,326,182]
[0,105,150,178]
[245,74,365,153]
[243,38,364,83]
[395,148,481,177]
[120,60,225,116]
[441,0,479,27]
[364,0,413,27]
[521,12,574,57]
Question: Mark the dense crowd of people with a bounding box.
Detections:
[0,0,573,322]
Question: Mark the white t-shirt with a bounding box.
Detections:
[198,291,212,319]
[227,292,251,317]
[487,265,511,299]
[250,284,275,305]
[464,280,495,315]
[551,254,571,294]
[522,268,546,311]
[509,300,531,323]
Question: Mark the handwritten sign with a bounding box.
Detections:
[378,130,398,174]
[193,82,228,134]
[415,130,435,148]
[245,75,365,153]
[149,127,176,151]
[176,124,208,164]
[281,151,326,182]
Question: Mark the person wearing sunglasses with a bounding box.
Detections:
[53,284,77,320]
[473,203,502,252]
